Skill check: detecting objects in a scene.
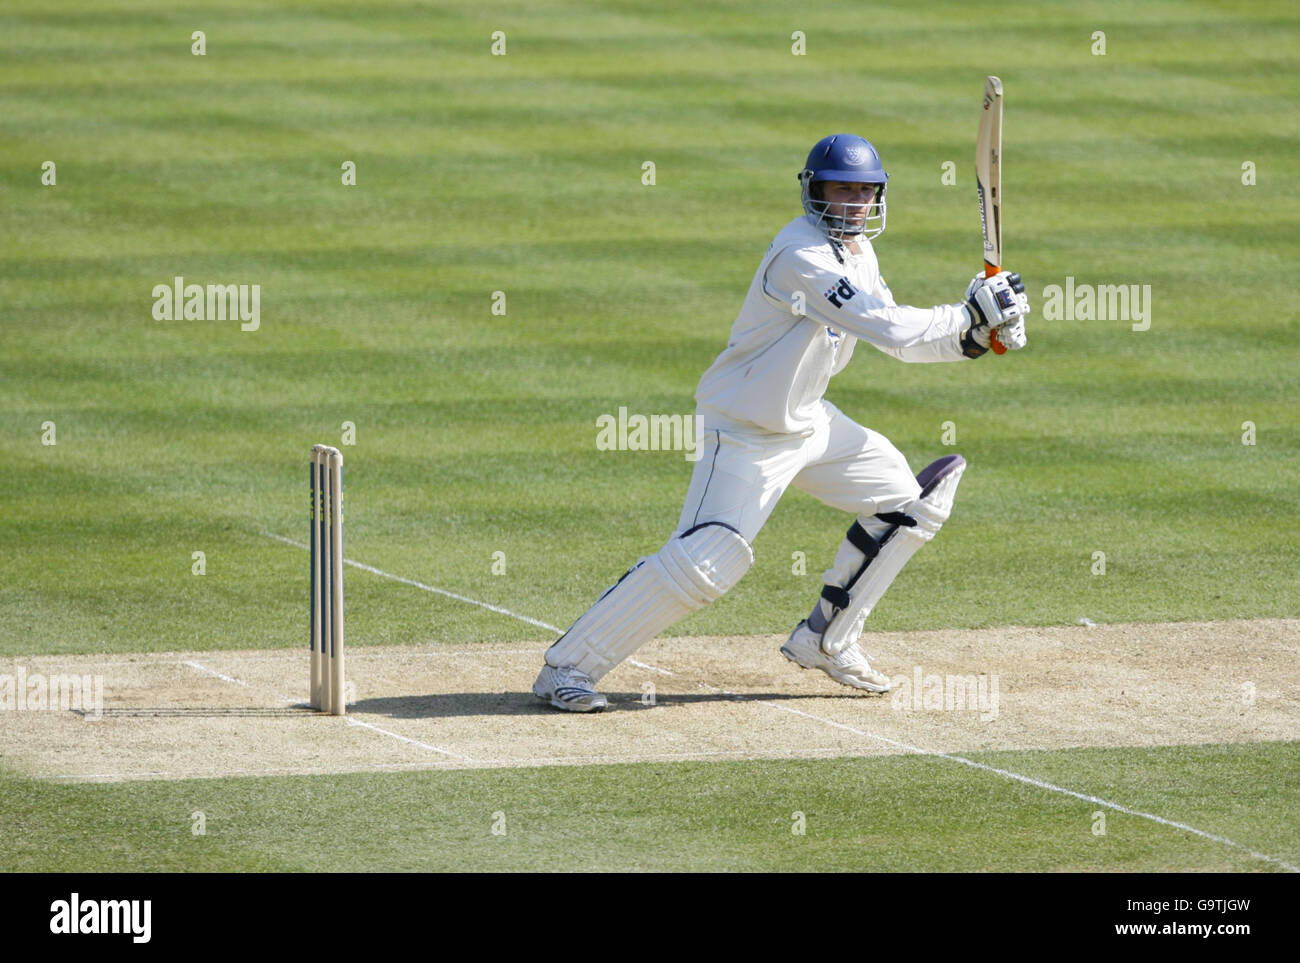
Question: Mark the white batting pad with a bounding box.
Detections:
[546,523,753,682]
[821,459,965,655]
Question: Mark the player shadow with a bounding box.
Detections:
[354,690,884,719]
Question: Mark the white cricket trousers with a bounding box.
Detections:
[541,400,926,681]
[678,401,922,546]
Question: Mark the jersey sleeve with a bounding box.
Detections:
[766,245,973,363]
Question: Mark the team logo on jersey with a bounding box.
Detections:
[823,276,857,308]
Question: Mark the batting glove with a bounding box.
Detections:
[966,271,1030,328]
[991,316,1027,350]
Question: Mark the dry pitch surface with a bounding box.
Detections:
[1,619,1295,784]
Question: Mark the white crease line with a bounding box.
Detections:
[262,531,562,634]
[264,531,675,675]
[185,660,300,705]
[757,699,1299,873]
[166,656,1296,871]
[345,717,476,762]
[184,661,247,687]
[265,533,690,672]
[265,530,1296,872]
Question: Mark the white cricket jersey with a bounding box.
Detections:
[695,215,972,435]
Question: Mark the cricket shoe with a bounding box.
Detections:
[780,620,893,693]
[533,664,608,713]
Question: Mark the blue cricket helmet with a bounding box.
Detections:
[798,134,889,240]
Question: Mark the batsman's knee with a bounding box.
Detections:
[819,455,967,654]
[856,454,967,547]
[902,453,966,538]
[659,521,754,607]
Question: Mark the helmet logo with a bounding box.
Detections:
[844,145,868,166]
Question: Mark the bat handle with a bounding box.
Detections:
[984,260,1008,354]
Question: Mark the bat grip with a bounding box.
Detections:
[984,261,1007,354]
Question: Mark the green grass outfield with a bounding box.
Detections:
[3,743,1297,872]
[1,0,1296,871]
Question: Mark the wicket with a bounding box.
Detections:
[310,445,346,715]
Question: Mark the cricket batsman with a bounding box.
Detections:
[533,133,1030,711]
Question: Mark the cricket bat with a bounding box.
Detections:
[974,75,1007,353]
